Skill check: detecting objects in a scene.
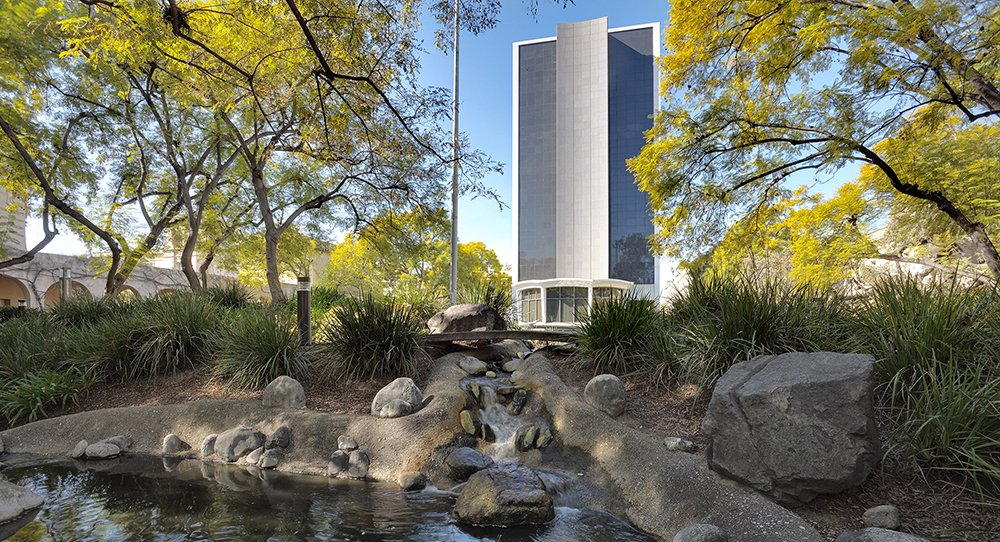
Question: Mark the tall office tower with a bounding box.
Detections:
[512,17,661,325]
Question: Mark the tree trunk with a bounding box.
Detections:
[857,144,1000,279]
[264,232,286,304]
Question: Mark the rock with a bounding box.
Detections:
[584,374,626,417]
[703,352,881,506]
[460,410,480,435]
[371,377,422,417]
[266,426,292,449]
[379,399,415,418]
[337,435,358,452]
[836,528,928,542]
[201,434,218,457]
[446,447,495,481]
[327,450,350,477]
[536,428,554,449]
[215,426,266,462]
[162,434,191,455]
[262,375,306,409]
[517,350,527,359]
[863,505,902,530]
[458,356,489,376]
[70,440,88,459]
[347,450,370,479]
[469,381,482,404]
[502,359,523,372]
[0,479,43,526]
[84,442,121,459]
[99,435,133,451]
[427,303,505,334]
[245,447,264,465]
[453,463,554,527]
[515,425,539,452]
[673,523,729,542]
[485,371,497,378]
[258,448,283,469]
[663,437,696,452]
[398,472,427,491]
[494,339,531,359]
[0,435,3,454]
[507,389,528,415]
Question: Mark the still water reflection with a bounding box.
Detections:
[3,456,657,542]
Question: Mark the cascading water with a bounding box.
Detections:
[476,383,522,460]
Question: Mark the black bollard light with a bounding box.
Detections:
[297,276,312,346]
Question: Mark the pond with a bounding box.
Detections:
[1,455,657,542]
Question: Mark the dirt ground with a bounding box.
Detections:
[13,353,1000,542]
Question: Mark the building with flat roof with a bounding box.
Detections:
[512,17,665,325]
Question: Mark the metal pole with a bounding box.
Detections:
[449,0,460,305]
[297,276,311,346]
[60,267,70,303]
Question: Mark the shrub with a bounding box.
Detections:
[50,296,129,327]
[322,293,423,380]
[0,306,36,323]
[852,275,999,381]
[0,366,96,426]
[575,294,670,378]
[887,356,1000,501]
[204,282,255,309]
[666,272,853,392]
[311,286,346,312]
[214,308,311,389]
[95,293,220,380]
[459,279,514,327]
[0,312,95,381]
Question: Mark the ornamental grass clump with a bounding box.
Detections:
[322,293,423,380]
[0,366,96,426]
[459,279,514,327]
[203,282,256,309]
[575,293,670,379]
[95,293,221,380]
[214,307,311,390]
[50,296,131,328]
[666,272,853,393]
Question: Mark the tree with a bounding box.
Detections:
[322,207,509,301]
[630,0,1000,279]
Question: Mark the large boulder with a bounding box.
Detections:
[673,523,729,542]
[703,352,880,506]
[428,304,505,334]
[0,480,43,526]
[262,376,306,409]
[583,374,626,417]
[371,377,422,418]
[453,463,554,527]
[215,426,266,462]
[445,446,494,481]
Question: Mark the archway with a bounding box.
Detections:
[43,280,93,308]
[155,288,179,298]
[117,286,141,302]
[0,275,30,307]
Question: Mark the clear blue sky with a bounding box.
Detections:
[28,1,673,263]
[419,1,671,268]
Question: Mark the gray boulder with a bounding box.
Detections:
[379,399,415,418]
[584,374,626,417]
[262,376,306,409]
[70,440,88,459]
[863,505,901,530]
[162,434,191,454]
[98,435,133,451]
[327,450,349,477]
[0,479,43,526]
[266,426,292,449]
[836,528,928,542]
[502,359,523,372]
[453,463,554,527]
[259,448,283,469]
[215,426,266,462]
[458,356,489,375]
[371,377,422,418]
[427,303,505,334]
[337,435,358,451]
[84,442,120,459]
[347,450,370,479]
[673,523,729,542]
[201,434,218,457]
[446,446,494,481]
[703,352,880,506]
[398,472,427,491]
